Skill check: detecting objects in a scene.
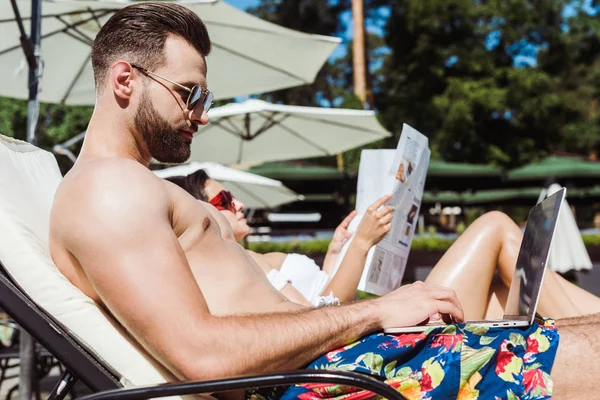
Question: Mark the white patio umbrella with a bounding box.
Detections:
[154,162,303,209]
[538,184,593,273]
[191,99,392,165]
[0,0,341,105]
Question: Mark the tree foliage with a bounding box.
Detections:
[0,0,598,171]
[371,0,600,166]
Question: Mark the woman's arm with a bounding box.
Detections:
[248,251,312,307]
[322,210,357,274]
[320,194,394,302]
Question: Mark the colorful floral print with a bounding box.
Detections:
[248,320,559,400]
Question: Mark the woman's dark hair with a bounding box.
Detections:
[91,2,211,90]
[165,169,210,201]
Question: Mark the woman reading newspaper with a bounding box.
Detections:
[166,169,600,321]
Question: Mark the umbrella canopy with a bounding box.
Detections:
[248,162,350,181]
[541,184,592,273]
[425,159,504,191]
[0,0,340,104]
[153,162,302,209]
[508,156,600,181]
[428,159,503,178]
[190,99,391,164]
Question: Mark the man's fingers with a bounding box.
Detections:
[370,194,392,211]
[429,289,464,322]
[432,300,464,323]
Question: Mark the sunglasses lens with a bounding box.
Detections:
[187,86,203,110]
[222,190,232,202]
[203,91,214,113]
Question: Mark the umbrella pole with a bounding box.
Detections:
[9,1,41,396]
[26,0,42,145]
[22,0,41,395]
[10,0,42,144]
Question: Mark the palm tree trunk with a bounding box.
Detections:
[352,0,367,106]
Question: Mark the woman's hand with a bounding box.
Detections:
[354,194,394,250]
[327,210,358,255]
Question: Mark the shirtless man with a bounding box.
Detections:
[49,3,598,399]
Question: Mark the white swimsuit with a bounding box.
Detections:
[266,253,340,307]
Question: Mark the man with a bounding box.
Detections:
[49,3,598,399]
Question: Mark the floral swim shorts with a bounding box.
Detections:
[249,320,559,400]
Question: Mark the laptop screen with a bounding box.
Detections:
[504,188,565,321]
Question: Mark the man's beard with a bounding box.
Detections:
[134,93,191,163]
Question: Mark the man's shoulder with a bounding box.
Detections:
[66,157,157,187]
[63,158,166,198]
[53,158,170,231]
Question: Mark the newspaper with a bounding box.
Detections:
[331,124,430,296]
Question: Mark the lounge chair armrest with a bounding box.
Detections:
[77,369,406,400]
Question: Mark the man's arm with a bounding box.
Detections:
[61,160,462,381]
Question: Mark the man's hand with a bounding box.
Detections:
[354,194,394,250]
[375,281,464,328]
[327,210,358,255]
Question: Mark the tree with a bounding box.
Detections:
[371,0,599,167]
[0,96,92,171]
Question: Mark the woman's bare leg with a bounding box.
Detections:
[425,211,522,319]
[489,215,600,317]
[425,211,600,319]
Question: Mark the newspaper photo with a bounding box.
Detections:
[330,123,430,296]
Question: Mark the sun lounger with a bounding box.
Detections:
[0,133,404,400]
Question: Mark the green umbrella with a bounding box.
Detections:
[427,160,503,178]
[248,163,350,181]
[508,156,600,181]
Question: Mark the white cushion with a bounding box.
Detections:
[0,134,182,398]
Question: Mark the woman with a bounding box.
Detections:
[166,169,395,307]
[167,169,600,319]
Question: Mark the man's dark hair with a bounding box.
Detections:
[165,169,210,201]
[91,2,211,89]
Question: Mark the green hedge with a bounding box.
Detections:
[248,234,600,255]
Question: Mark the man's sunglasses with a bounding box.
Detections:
[209,190,236,212]
[131,64,214,113]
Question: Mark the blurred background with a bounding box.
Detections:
[1,0,600,397]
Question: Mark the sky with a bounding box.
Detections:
[224,0,261,11]
[223,0,390,64]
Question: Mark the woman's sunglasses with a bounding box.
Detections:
[209,190,236,212]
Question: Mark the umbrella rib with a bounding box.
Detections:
[207,117,246,138]
[60,52,91,105]
[251,112,291,139]
[212,43,307,83]
[56,15,95,45]
[60,28,94,47]
[237,134,245,164]
[0,10,113,56]
[0,8,116,23]
[277,123,332,156]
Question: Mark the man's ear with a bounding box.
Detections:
[110,61,135,100]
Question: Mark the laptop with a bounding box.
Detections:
[384,187,566,333]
